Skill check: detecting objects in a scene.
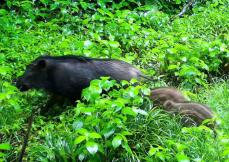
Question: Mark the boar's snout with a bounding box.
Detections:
[15,77,30,91]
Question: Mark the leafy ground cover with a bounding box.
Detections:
[0,0,229,161]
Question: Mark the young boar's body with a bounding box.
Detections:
[163,100,214,127]
[16,55,143,100]
[150,87,188,105]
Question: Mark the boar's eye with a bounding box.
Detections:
[35,59,47,69]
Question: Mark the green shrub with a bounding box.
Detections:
[26,78,150,161]
[24,78,228,161]
[0,0,228,161]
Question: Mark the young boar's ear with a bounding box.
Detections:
[36,59,47,69]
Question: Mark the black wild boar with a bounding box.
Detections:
[150,87,188,105]
[163,100,214,127]
[16,55,145,101]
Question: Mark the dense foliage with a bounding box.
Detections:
[0,0,228,161]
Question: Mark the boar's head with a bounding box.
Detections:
[16,58,51,91]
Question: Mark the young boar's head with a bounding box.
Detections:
[16,58,51,91]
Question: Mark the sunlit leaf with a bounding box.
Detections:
[122,107,137,116]
[176,153,190,162]
[74,136,86,145]
[89,133,102,139]
[109,41,120,48]
[149,147,157,156]
[112,135,122,148]
[0,143,11,150]
[86,142,98,154]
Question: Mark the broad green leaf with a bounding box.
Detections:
[89,133,102,139]
[74,136,86,145]
[133,97,144,105]
[168,64,178,70]
[121,131,132,136]
[112,135,122,148]
[141,87,150,95]
[80,107,96,113]
[83,40,92,48]
[149,147,157,156]
[175,0,181,5]
[0,9,7,15]
[0,93,7,100]
[0,152,6,158]
[0,143,11,150]
[122,107,137,116]
[0,66,11,75]
[122,142,133,155]
[121,80,129,86]
[175,143,187,152]
[86,142,98,154]
[76,128,88,135]
[223,148,229,156]
[130,78,138,84]
[176,153,190,162]
[72,121,83,130]
[78,154,85,161]
[80,1,89,10]
[102,128,115,139]
[97,8,106,15]
[134,109,148,116]
[109,41,120,48]
[181,57,187,62]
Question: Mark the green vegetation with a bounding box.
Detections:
[0,0,228,161]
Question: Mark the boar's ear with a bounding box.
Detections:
[36,59,47,69]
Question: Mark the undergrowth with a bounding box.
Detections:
[0,0,229,161]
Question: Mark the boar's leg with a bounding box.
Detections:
[40,94,75,116]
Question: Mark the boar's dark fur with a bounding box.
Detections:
[16,55,144,101]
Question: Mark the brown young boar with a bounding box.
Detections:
[163,100,214,127]
[150,87,188,105]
